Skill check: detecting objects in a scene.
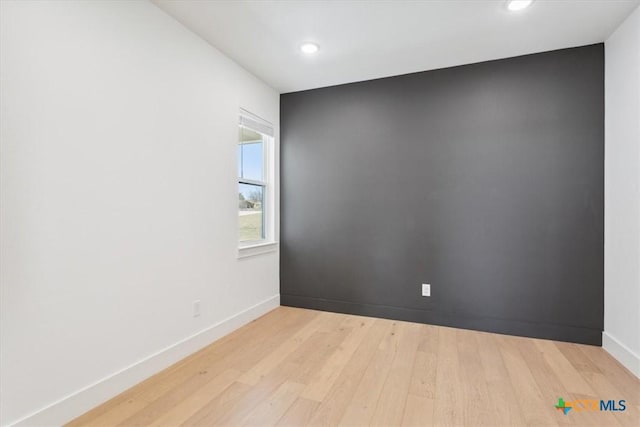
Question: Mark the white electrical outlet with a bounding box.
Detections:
[193,300,201,317]
[422,284,431,297]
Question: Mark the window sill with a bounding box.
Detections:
[238,241,279,259]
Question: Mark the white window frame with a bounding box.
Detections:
[238,109,277,258]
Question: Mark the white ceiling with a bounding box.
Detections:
[153,0,639,93]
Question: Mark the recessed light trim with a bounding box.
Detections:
[507,0,534,11]
[300,42,319,54]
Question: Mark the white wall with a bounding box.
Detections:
[604,5,640,378]
[0,1,280,425]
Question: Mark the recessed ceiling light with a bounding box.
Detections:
[300,43,319,54]
[507,0,534,11]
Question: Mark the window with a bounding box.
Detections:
[238,110,274,252]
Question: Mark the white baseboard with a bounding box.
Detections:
[602,331,640,379]
[9,295,280,427]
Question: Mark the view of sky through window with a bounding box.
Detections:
[238,141,263,182]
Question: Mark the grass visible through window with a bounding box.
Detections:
[239,209,263,242]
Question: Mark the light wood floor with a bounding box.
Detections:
[69,307,639,426]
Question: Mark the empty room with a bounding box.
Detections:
[1,0,640,426]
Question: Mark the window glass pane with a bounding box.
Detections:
[239,127,264,181]
[238,183,264,242]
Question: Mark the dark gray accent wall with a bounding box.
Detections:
[280,44,604,345]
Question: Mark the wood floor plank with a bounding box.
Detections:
[275,397,320,426]
[308,319,393,426]
[337,320,401,425]
[208,363,301,426]
[371,322,422,426]
[554,341,603,375]
[146,369,242,427]
[213,316,350,426]
[432,326,465,427]
[181,381,252,426]
[495,334,558,426]
[68,308,640,427]
[517,338,590,426]
[401,393,435,426]
[534,339,596,396]
[475,331,528,426]
[237,310,329,385]
[280,314,353,386]
[455,328,494,426]
[116,369,229,426]
[240,381,305,426]
[408,325,438,399]
[300,314,375,402]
